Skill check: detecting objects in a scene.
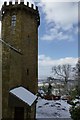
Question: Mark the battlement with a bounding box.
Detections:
[3,1,38,11]
[2,0,40,26]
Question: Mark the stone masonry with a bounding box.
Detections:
[0,0,40,119]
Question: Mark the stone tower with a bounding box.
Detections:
[0,0,40,119]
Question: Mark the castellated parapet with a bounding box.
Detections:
[2,0,40,26]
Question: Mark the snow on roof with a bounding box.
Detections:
[9,87,37,106]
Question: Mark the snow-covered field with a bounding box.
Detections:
[36,98,72,119]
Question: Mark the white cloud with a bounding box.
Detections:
[38,2,78,41]
[38,54,78,66]
[41,25,76,41]
[38,54,78,78]
[38,0,79,2]
[40,2,78,25]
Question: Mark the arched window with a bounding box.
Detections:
[11,15,16,27]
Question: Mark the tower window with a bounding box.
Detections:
[11,15,16,27]
[36,67,37,77]
[27,69,29,75]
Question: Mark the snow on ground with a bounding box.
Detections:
[36,98,72,119]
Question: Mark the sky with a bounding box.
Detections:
[0,0,79,79]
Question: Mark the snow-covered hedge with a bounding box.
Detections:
[70,101,80,120]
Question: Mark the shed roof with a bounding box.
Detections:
[9,87,37,106]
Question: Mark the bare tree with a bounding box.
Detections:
[52,64,72,94]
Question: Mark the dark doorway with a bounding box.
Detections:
[14,107,24,120]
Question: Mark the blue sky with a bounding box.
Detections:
[37,1,78,78]
[0,0,79,79]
